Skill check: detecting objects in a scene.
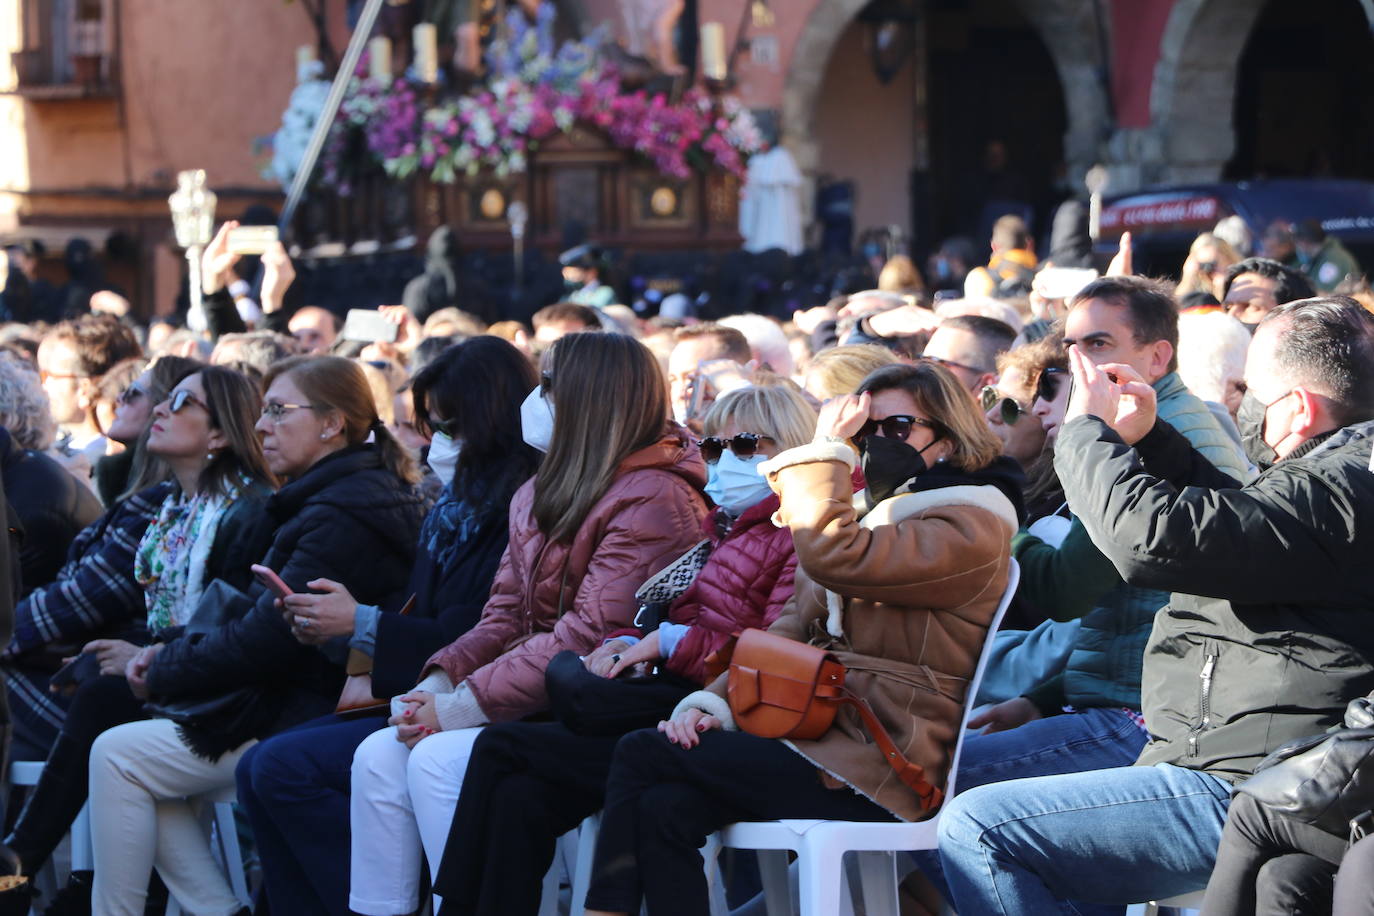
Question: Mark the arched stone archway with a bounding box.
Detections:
[780,0,1108,220]
[1149,0,1374,184]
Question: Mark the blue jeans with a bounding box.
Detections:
[956,707,1149,795]
[236,713,387,916]
[937,762,1232,916]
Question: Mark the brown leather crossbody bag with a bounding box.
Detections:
[718,628,944,813]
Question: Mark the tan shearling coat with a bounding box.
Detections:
[681,441,1015,822]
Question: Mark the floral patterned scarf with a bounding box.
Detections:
[134,479,243,632]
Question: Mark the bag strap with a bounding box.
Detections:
[830,687,944,813]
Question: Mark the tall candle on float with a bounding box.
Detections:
[413,23,439,83]
[700,22,727,80]
[368,36,392,83]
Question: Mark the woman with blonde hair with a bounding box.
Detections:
[879,254,926,297]
[432,382,817,915]
[1178,232,1241,300]
[581,362,1024,916]
[802,343,901,401]
[348,332,710,916]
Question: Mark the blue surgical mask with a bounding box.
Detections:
[704,451,772,515]
[426,430,461,484]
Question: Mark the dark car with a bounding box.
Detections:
[1094,179,1374,279]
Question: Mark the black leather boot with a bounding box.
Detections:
[3,736,91,876]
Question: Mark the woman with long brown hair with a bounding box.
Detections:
[348,332,710,916]
[82,356,425,916]
[0,365,278,901]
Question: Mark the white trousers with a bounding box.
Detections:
[348,725,484,915]
[88,718,254,916]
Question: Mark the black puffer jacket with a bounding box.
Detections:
[1056,415,1374,784]
[0,429,102,595]
[147,446,424,754]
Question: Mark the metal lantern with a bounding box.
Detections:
[169,169,217,249]
[168,169,217,316]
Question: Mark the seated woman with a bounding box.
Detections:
[347,332,710,916]
[433,382,817,915]
[2,355,200,764]
[82,356,424,916]
[0,352,103,593]
[234,337,541,916]
[580,362,1021,916]
[0,365,273,884]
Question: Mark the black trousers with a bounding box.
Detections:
[434,657,695,916]
[1334,833,1374,916]
[1201,792,1348,916]
[8,674,145,870]
[584,728,893,916]
[434,721,625,916]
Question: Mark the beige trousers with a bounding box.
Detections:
[88,718,255,916]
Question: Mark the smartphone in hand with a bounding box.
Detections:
[251,564,294,600]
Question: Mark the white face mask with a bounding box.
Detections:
[704,451,772,515]
[520,387,555,452]
[426,430,461,485]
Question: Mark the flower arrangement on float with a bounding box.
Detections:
[305,37,761,193]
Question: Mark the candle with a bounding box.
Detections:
[413,23,438,83]
[369,35,392,83]
[700,22,727,80]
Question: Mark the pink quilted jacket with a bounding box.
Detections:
[424,427,709,721]
[663,495,798,683]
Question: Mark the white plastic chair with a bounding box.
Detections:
[164,785,251,916]
[710,558,1021,916]
[1127,890,1207,915]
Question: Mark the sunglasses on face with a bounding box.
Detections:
[428,416,460,438]
[116,385,145,406]
[980,386,1026,426]
[168,389,212,417]
[921,355,988,377]
[697,432,771,464]
[856,414,938,443]
[1034,367,1069,404]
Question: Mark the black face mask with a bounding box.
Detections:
[859,434,941,503]
[1237,390,1280,471]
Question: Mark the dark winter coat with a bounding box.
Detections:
[1055,415,1374,783]
[371,480,521,698]
[147,446,424,754]
[0,429,102,595]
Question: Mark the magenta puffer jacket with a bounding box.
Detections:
[424,427,709,721]
[663,494,798,684]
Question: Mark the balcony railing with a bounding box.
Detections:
[8,0,117,98]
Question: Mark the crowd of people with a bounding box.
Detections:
[0,205,1370,916]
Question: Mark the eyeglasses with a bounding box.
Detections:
[116,385,145,406]
[697,433,772,464]
[428,416,460,438]
[980,386,1026,426]
[168,389,212,415]
[39,370,82,384]
[856,415,938,443]
[921,355,988,377]
[1034,367,1069,404]
[260,401,315,423]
